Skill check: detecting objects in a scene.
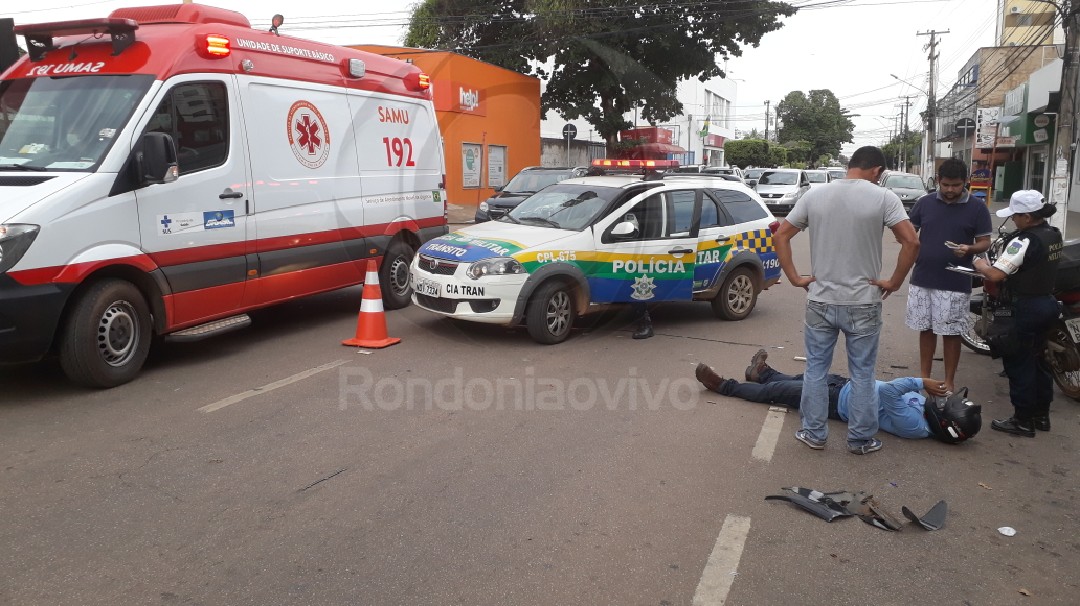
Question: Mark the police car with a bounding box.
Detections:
[411,160,782,343]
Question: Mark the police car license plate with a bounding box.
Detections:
[1065,317,1080,343]
[414,276,441,298]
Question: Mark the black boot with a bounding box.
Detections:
[1031,416,1051,431]
[632,312,654,340]
[990,416,1036,437]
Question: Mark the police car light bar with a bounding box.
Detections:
[14,18,138,61]
[591,159,679,169]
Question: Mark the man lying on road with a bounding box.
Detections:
[695,350,982,445]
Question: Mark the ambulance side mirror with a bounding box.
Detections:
[137,132,179,186]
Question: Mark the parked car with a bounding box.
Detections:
[826,167,846,181]
[754,168,810,214]
[702,166,745,182]
[476,166,588,222]
[743,167,767,189]
[805,169,832,189]
[879,171,929,210]
[412,160,782,344]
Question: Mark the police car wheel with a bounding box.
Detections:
[59,279,153,388]
[712,267,758,321]
[380,240,415,311]
[526,281,575,344]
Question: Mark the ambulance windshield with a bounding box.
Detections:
[0,75,153,172]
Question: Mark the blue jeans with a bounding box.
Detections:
[800,300,882,444]
[718,366,846,420]
[1001,295,1058,419]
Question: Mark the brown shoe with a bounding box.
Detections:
[695,363,723,392]
[745,348,769,383]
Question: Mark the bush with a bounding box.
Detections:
[725,139,770,167]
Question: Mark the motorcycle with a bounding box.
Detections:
[960,226,1080,401]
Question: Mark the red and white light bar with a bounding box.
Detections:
[591,159,679,168]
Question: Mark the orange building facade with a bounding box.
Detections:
[352,45,541,209]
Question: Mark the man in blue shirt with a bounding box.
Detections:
[695,350,980,443]
[906,159,993,393]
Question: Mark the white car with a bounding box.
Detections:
[805,169,832,189]
[754,168,810,215]
[411,160,783,343]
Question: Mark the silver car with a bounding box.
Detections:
[754,168,810,214]
[879,171,928,211]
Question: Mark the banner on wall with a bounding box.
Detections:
[488,145,506,188]
[462,143,481,188]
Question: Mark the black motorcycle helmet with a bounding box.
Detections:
[924,387,982,444]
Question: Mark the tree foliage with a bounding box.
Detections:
[775,90,854,162]
[405,0,797,145]
[724,139,770,168]
[882,130,923,171]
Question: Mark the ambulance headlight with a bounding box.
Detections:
[0,224,40,274]
[479,201,489,212]
[466,258,525,280]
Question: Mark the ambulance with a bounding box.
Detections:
[410,160,782,343]
[0,4,447,386]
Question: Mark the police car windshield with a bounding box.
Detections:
[0,75,154,172]
[509,184,621,230]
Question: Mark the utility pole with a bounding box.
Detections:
[895,100,912,172]
[902,96,912,172]
[764,100,771,142]
[1050,6,1080,233]
[918,29,948,180]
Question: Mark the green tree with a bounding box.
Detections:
[775,90,854,162]
[769,146,787,167]
[779,139,812,165]
[405,0,796,146]
[882,130,923,171]
[724,139,770,168]
[744,128,762,140]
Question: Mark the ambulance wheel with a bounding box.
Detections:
[380,240,415,310]
[59,279,153,388]
[712,267,758,321]
[526,281,575,344]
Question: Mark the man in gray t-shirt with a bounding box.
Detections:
[773,146,919,455]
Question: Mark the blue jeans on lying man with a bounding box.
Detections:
[799,300,882,446]
[716,367,848,420]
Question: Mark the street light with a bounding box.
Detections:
[890,73,928,96]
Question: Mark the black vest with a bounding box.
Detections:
[1007,222,1062,297]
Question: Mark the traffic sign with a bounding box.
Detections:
[562,123,578,140]
[954,118,976,134]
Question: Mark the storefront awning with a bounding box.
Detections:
[634,142,687,154]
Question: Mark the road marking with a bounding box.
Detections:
[198,359,349,413]
[693,514,751,606]
[750,406,788,462]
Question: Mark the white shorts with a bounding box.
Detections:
[905,284,972,336]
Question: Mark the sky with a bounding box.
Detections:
[10,0,1000,156]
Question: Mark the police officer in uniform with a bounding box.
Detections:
[972,190,1062,437]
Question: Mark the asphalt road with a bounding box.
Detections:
[2,228,1078,605]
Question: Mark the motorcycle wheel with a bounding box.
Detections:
[1046,327,1080,401]
[960,310,991,355]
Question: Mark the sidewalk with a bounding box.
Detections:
[448,202,477,229]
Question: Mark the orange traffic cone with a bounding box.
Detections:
[342,259,402,348]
